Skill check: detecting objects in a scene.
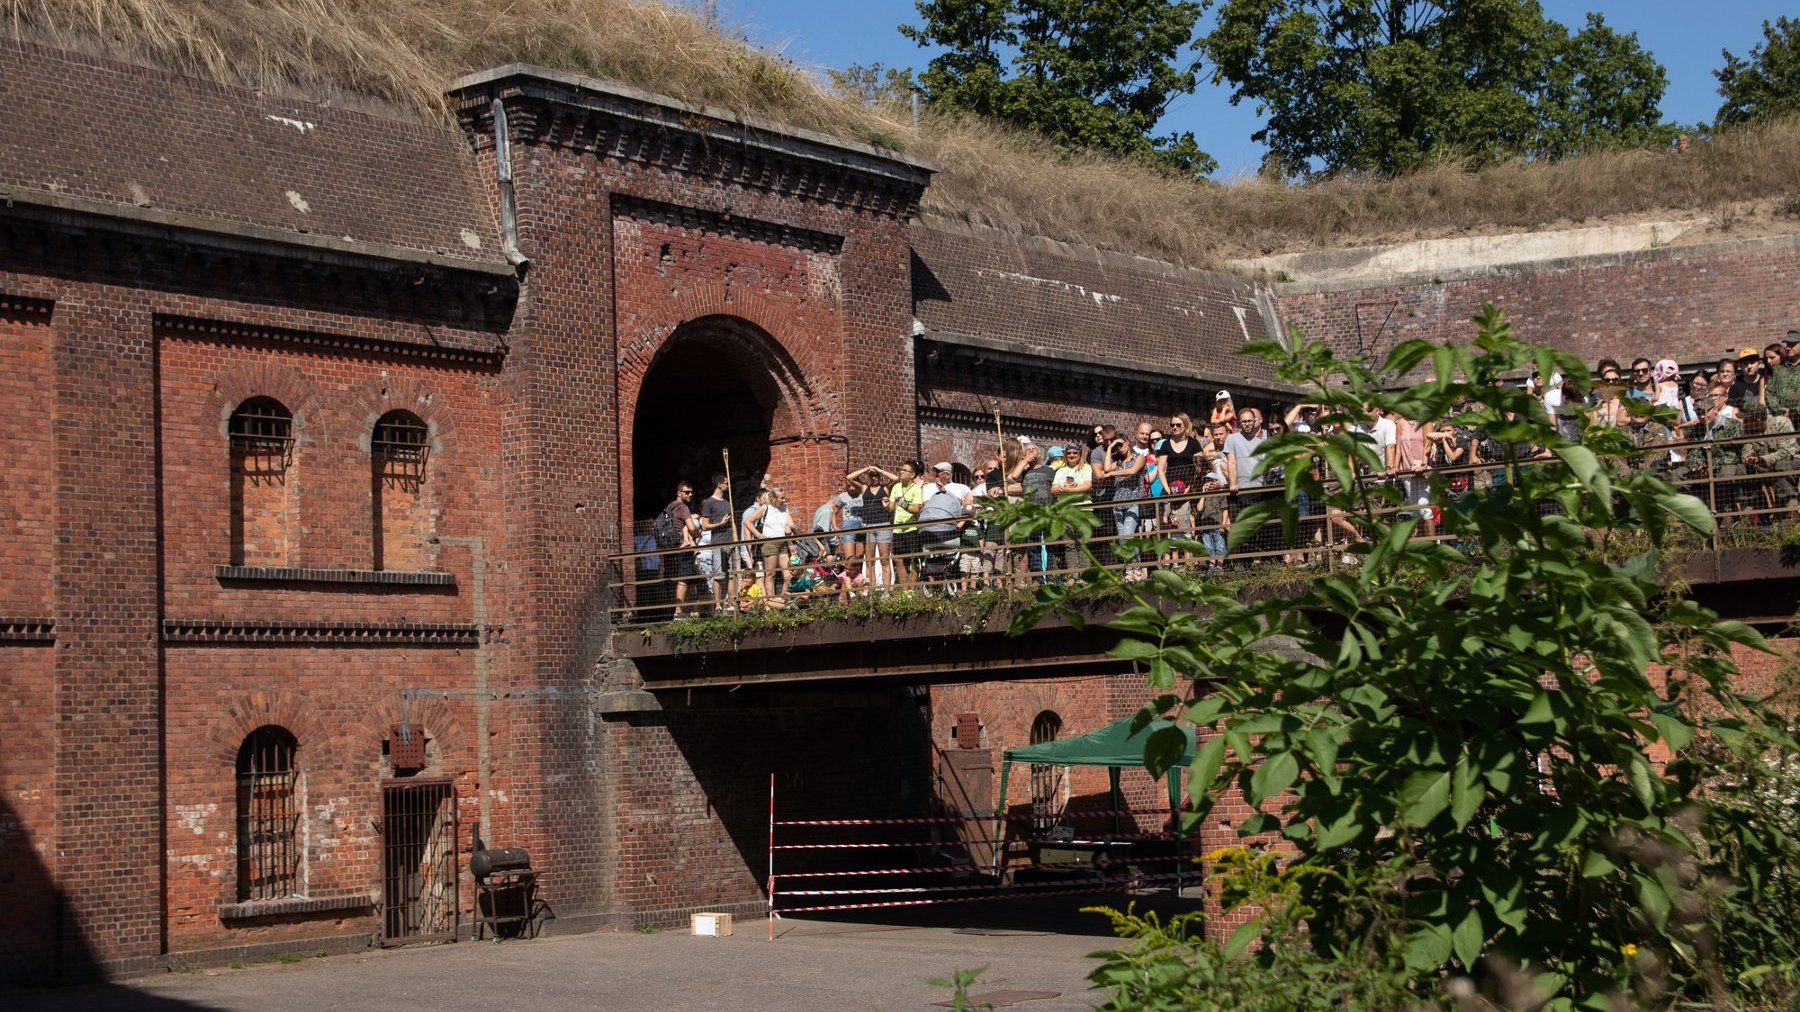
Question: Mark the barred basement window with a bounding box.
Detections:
[236,726,300,902]
[229,397,294,477]
[373,410,430,483]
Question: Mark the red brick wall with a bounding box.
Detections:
[468,80,926,927]
[0,647,56,977]
[1275,237,1800,369]
[161,649,489,951]
[931,674,1171,834]
[157,335,501,620]
[0,300,53,616]
[602,688,931,922]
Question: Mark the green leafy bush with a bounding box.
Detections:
[998,305,1799,1008]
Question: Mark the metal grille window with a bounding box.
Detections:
[373,410,430,482]
[229,397,294,477]
[1029,711,1065,833]
[236,726,300,902]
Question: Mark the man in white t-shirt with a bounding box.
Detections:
[921,462,972,509]
[1370,406,1398,474]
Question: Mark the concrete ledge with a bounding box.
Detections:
[596,689,662,715]
[218,893,374,921]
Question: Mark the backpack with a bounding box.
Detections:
[651,501,683,550]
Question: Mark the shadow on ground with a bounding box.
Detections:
[4,983,226,1012]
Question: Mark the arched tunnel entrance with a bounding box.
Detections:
[629,314,841,528]
[632,318,783,522]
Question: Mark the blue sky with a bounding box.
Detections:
[709,0,1788,179]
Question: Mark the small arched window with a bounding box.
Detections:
[228,397,294,566]
[373,410,430,482]
[236,726,299,902]
[371,410,431,570]
[1028,711,1064,832]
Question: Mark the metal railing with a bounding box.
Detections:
[608,430,1800,630]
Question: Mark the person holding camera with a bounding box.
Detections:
[1107,422,1153,580]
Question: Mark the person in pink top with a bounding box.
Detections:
[1393,414,1437,538]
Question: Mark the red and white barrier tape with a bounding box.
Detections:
[774,874,1189,915]
[773,809,1172,828]
[771,853,1193,881]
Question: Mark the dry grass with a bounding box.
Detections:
[8,0,1800,267]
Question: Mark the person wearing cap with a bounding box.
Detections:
[1209,390,1236,428]
[922,461,972,508]
[1729,346,1766,408]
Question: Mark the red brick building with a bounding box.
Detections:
[1,40,1795,981]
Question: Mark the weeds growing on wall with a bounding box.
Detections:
[997,305,1800,1008]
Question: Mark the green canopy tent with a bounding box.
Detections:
[992,716,1196,874]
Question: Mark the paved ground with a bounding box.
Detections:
[9,893,1201,1012]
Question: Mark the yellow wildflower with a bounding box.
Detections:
[1621,943,1639,958]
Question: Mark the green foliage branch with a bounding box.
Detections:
[992,305,1797,1006]
[901,0,1218,177]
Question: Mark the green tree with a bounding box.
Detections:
[1202,0,1670,176]
[997,307,1797,1005]
[902,0,1218,177]
[1715,17,1800,127]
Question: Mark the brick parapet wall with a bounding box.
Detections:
[1274,236,1800,369]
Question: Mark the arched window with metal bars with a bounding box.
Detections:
[371,410,431,570]
[1028,710,1064,833]
[228,397,294,566]
[235,725,300,902]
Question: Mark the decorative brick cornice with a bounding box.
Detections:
[0,292,53,323]
[214,564,457,587]
[450,66,933,220]
[157,314,507,370]
[163,619,486,647]
[0,617,55,643]
[614,196,843,255]
[915,406,1087,445]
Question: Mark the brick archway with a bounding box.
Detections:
[622,313,842,529]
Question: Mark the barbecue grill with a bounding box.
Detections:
[471,834,540,940]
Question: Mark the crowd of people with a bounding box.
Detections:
[637,330,1800,618]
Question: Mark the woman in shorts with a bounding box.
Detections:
[848,464,897,586]
[835,475,867,579]
[744,487,793,598]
